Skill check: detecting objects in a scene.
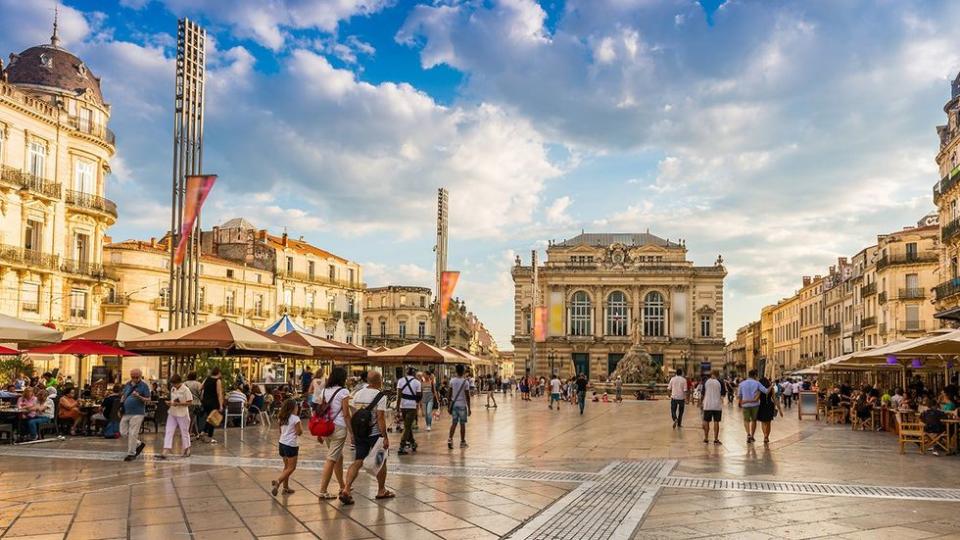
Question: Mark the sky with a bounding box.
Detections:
[3,0,958,350]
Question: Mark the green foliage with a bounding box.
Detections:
[0,357,31,386]
[193,354,236,387]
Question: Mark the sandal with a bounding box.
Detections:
[375,491,396,500]
[318,492,338,500]
[270,480,279,497]
[339,493,355,505]
[283,488,295,494]
[703,439,709,444]
[713,440,722,445]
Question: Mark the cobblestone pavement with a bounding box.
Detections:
[0,395,958,539]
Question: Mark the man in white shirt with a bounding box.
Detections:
[792,380,802,404]
[396,367,422,455]
[781,378,793,409]
[548,374,562,410]
[701,371,724,444]
[668,368,688,429]
[341,371,391,504]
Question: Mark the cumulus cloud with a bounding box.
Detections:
[545,196,573,225]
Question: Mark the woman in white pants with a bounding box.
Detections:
[161,374,193,458]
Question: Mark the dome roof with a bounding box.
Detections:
[4,42,104,106]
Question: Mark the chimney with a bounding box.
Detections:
[282,232,289,247]
[258,229,267,241]
[802,276,811,287]
[149,237,156,248]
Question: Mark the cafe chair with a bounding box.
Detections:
[141,403,159,433]
[38,421,58,440]
[896,413,926,454]
[0,424,13,444]
[223,401,247,443]
[924,431,949,455]
[852,410,873,431]
[826,406,846,424]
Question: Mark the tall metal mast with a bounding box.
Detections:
[168,18,207,330]
[435,188,449,347]
[530,249,538,376]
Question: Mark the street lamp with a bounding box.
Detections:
[547,350,557,376]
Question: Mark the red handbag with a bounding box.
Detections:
[309,412,334,438]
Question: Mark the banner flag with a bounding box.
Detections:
[174,174,217,265]
[548,291,564,336]
[439,271,460,318]
[534,306,548,342]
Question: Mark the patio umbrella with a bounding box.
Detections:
[0,314,62,345]
[64,321,157,347]
[369,342,464,364]
[273,330,367,361]
[877,328,960,357]
[123,319,311,357]
[444,346,493,367]
[27,339,139,357]
[265,314,309,335]
[0,345,20,355]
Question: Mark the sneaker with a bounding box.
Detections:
[208,438,218,444]
[672,420,677,429]
[123,455,135,462]
[447,439,454,450]
[135,442,146,457]
[460,441,469,448]
[398,449,409,456]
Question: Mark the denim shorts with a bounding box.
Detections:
[451,406,468,425]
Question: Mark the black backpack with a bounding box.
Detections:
[350,391,385,440]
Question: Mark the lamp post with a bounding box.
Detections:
[547,350,557,377]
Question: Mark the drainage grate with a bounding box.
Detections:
[391,463,598,483]
[660,476,960,502]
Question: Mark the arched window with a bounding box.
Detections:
[606,291,629,336]
[644,291,665,337]
[569,291,592,336]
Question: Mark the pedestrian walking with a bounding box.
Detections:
[781,378,793,409]
[485,372,498,408]
[615,376,623,403]
[271,398,301,496]
[422,369,437,432]
[119,369,150,461]
[575,373,588,415]
[548,374,561,410]
[737,369,769,444]
[757,377,783,444]
[340,371,392,505]
[199,367,224,444]
[183,372,203,437]
[668,368,687,428]
[701,370,724,445]
[160,374,192,458]
[447,364,471,449]
[318,367,349,500]
[520,372,530,401]
[396,367,421,455]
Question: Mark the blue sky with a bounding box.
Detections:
[3,0,958,349]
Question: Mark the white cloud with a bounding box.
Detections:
[545,196,573,225]
[363,262,434,288]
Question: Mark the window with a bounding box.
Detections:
[366,321,372,336]
[905,242,917,259]
[199,287,206,307]
[28,141,45,178]
[74,160,94,194]
[700,314,712,337]
[70,289,87,320]
[78,107,92,132]
[256,274,262,283]
[347,297,355,314]
[605,291,629,336]
[305,291,315,311]
[349,268,355,285]
[418,321,426,339]
[906,273,919,291]
[286,256,294,274]
[22,283,39,313]
[366,297,371,308]
[400,295,407,306]
[254,295,264,316]
[329,265,336,280]
[346,334,353,344]
[74,233,89,264]
[159,282,169,307]
[24,220,42,251]
[225,291,236,313]
[283,288,293,306]
[308,261,315,280]
[380,321,386,337]
[569,291,592,336]
[380,296,386,307]
[226,269,234,279]
[399,320,407,338]
[420,296,426,308]
[0,125,5,164]
[643,292,665,337]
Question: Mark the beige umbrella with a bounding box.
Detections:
[369,342,464,364]
[0,314,61,345]
[65,321,156,347]
[124,319,311,357]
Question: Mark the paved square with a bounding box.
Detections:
[1,396,959,539]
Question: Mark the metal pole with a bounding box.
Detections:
[530,249,538,377]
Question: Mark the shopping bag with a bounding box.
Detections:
[206,409,223,427]
[362,437,388,475]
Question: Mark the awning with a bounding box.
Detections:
[124,319,311,357]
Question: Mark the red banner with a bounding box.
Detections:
[534,306,548,342]
[174,174,217,265]
[439,271,460,318]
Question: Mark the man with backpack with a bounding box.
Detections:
[448,364,471,449]
[396,367,422,455]
[340,371,392,505]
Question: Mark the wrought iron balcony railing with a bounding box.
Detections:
[0,244,59,271]
[934,278,960,302]
[934,164,960,203]
[878,291,887,304]
[61,258,115,280]
[898,288,925,300]
[899,320,925,332]
[860,282,877,297]
[65,189,118,218]
[861,316,877,328]
[0,165,61,199]
[65,115,116,146]
[876,251,939,269]
[824,322,841,334]
[276,270,366,290]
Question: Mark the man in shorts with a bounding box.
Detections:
[701,370,724,444]
[737,369,768,444]
[447,364,471,449]
[548,373,562,410]
[668,368,687,428]
[340,371,392,504]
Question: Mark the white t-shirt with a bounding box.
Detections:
[351,387,388,436]
[321,386,349,428]
[396,376,422,410]
[782,382,793,395]
[311,378,326,403]
[550,378,561,394]
[279,414,300,447]
[668,376,687,400]
[702,378,723,411]
[168,384,193,418]
[793,381,802,394]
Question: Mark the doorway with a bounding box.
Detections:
[572,353,590,378]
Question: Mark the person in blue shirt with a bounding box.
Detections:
[737,369,768,444]
[119,369,150,461]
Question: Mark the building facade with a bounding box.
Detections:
[201,218,364,343]
[0,31,117,331]
[874,222,940,343]
[934,72,960,322]
[362,286,434,348]
[798,276,824,368]
[823,258,854,359]
[511,232,727,380]
[769,294,800,375]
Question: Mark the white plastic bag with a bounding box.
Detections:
[362,437,388,475]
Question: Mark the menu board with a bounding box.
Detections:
[798,391,818,420]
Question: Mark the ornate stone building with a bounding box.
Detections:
[769,294,799,375]
[0,29,117,330]
[362,286,434,348]
[511,232,726,380]
[798,275,824,368]
[934,71,960,322]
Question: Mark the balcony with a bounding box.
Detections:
[61,259,115,281]
[65,190,118,219]
[65,115,116,146]
[899,320,926,333]
[876,251,939,269]
[218,305,241,317]
[933,164,960,204]
[860,282,877,297]
[276,270,366,290]
[152,298,169,310]
[102,295,129,306]
[878,291,887,304]
[0,244,59,272]
[824,322,841,335]
[934,278,960,302]
[301,308,332,320]
[278,305,302,317]
[943,216,960,244]
[898,288,925,300]
[333,310,360,322]
[247,308,271,319]
[861,316,877,328]
[0,165,61,199]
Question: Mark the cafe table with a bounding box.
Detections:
[944,418,960,455]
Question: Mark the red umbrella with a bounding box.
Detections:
[0,345,19,355]
[27,339,138,357]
